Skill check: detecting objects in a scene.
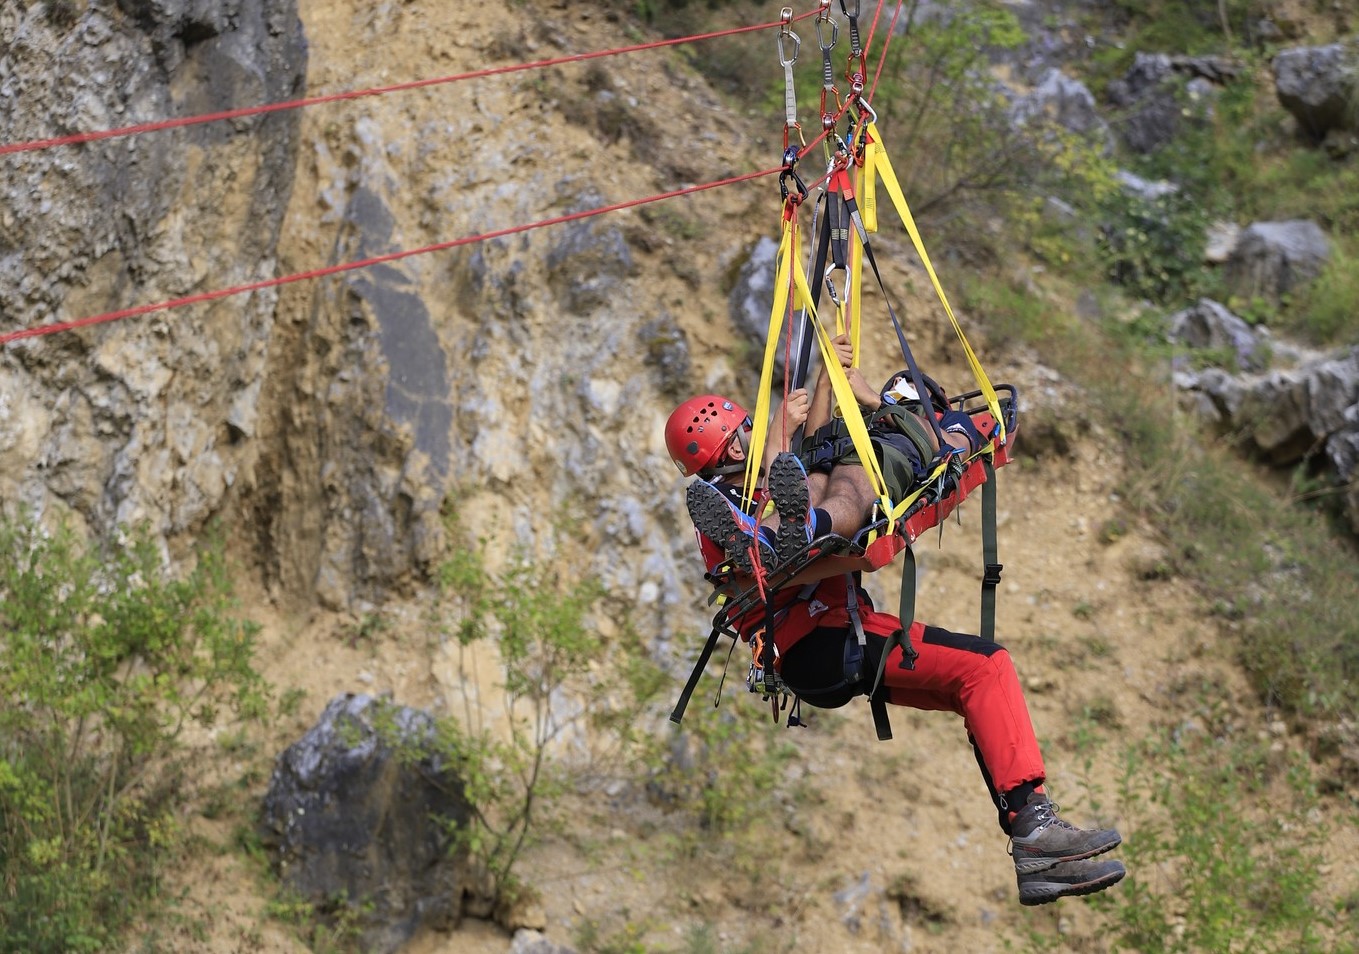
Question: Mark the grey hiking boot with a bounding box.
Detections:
[1017,857,1126,906]
[685,480,773,575]
[767,452,813,565]
[1009,792,1122,874]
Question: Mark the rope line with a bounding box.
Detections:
[869,1,905,100]
[0,11,818,158]
[0,4,885,347]
[0,167,778,346]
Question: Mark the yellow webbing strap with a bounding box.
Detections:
[866,121,1007,447]
[801,254,955,527]
[801,299,895,519]
[756,195,953,533]
[858,117,880,236]
[747,211,897,518]
[779,212,895,520]
[742,219,797,506]
[746,130,999,538]
[861,147,879,235]
[849,165,865,366]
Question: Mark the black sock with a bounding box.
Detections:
[1003,780,1042,816]
[811,508,831,537]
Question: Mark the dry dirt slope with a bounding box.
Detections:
[170,2,1358,952]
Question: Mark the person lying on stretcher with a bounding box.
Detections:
[668,333,991,575]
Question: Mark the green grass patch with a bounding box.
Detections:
[1085,340,1359,718]
[970,258,1359,721]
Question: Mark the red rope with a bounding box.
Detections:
[869,1,905,100]
[0,167,779,346]
[861,0,887,71]
[0,11,819,158]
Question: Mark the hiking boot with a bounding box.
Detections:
[767,452,813,565]
[1009,792,1122,874]
[1017,857,1126,906]
[685,480,773,575]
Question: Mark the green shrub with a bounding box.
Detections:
[419,528,669,913]
[424,552,605,906]
[1103,726,1339,953]
[1281,241,1359,345]
[650,705,797,839]
[1096,189,1211,305]
[871,6,1028,221]
[0,514,266,952]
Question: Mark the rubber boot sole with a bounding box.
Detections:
[685,481,769,575]
[1018,858,1126,907]
[767,453,812,566]
[1012,831,1123,875]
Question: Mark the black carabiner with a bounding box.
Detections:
[778,146,808,202]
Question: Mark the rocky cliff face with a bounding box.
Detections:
[0,0,305,546]
[6,2,1355,625]
[229,3,774,637]
[2,1,758,648]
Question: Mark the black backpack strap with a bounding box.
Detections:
[870,694,893,742]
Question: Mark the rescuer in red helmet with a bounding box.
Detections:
[664,337,1125,907]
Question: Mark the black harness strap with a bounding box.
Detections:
[866,544,920,741]
[670,623,724,725]
[827,188,850,274]
[851,200,947,450]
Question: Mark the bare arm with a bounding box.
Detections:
[760,388,810,474]
[807,334,884,433]
[805,334,855,433]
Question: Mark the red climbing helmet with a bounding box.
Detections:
[665,395,752,476]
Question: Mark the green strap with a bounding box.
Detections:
[868,545,921,742]
[980,454,1002,642]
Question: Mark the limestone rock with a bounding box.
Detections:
[1224,220,1331,303]
[1273,42,1359,139]
[1177,346,1359,533]
[260,694,473,954]
[1167,299,1263,371]
[728,236,783,376]
[512,929,579,954]
[0,0,305,548]
[1009,68,1113,155]
[1107,53,1240,154]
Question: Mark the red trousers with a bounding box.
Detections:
[712,567,1045,811]
[779,618,1047,798]
[880,621,1046,795]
